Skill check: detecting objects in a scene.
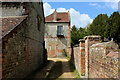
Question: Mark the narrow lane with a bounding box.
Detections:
[25,57,77,79]
[48,57,76,79]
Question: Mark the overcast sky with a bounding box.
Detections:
[43,0,120,28]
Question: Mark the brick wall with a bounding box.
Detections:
[2,18,28,78]
[70,36,119,79]
[72,41,85,78]
[89,41,119,78]
[2,2,45,78]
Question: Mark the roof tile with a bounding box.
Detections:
[1,16,26,38]
[45,11,70,23]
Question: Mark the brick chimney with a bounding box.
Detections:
[53,9,57,22]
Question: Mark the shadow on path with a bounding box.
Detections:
[24,60,55,80]
[47,57,75,79]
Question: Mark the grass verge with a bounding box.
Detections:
[68,60,80,78]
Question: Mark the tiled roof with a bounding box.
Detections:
[45,10,70,23]
[1,16,27,38]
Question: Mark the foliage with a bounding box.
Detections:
[87,12,120,47]
[87,14,108,37]
[105,12,120,45]
[71,25,87,46]
[62,49,70,59]
[68,60,80,78]
[71,12,120,47]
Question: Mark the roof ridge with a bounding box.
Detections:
[45,10,70,23]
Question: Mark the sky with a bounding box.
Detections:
[43,0,120,28]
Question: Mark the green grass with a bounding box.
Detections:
[47,61,62,79]
[62,49,70,59]
[68,60,80,78]
[68,60,75,72]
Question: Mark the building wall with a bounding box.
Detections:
[2,2,45,78]
[45,22,70,57]
[1,4,25,17]
[2,19,28,78]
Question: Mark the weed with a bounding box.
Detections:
[62,49,70,59]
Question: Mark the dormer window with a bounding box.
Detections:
[57,18,61,21]
[57,25,63,36]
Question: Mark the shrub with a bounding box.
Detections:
[62,49,70,58]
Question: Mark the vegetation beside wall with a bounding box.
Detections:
[68,60,80,78]
[62,49,70,59]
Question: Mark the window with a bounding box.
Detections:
[57,18,61,21]
[37,16,41,31]
[57,25,63,36]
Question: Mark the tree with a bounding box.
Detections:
[71,25,79,46]
[87,14,108,37]
[71,25,87,46]
[87,12,120,47]
[105,12,120,45]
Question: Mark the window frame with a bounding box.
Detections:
[57,25,63,36]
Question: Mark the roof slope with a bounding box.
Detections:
[45,10,70,23]
[1,16,27,38]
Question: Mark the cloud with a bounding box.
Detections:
[119,1,120,12]
[57,8,68,12]
[88,3,102,8]
[88,3,98,6]
[43,3,55,17]
[43,3,93,28]
[104,0,119,2]
[69,8,93,28]
[104,0,120,10]
[105,2,118,10]
[88,0,120,10]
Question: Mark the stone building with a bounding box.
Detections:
[1,1,45,79]
[45,10,71,57]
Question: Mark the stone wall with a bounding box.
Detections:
[70,36,119,79]
[2,2,45,78]
[1,3,25,17]
[72,41,85,78]
[89,41,119,78]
